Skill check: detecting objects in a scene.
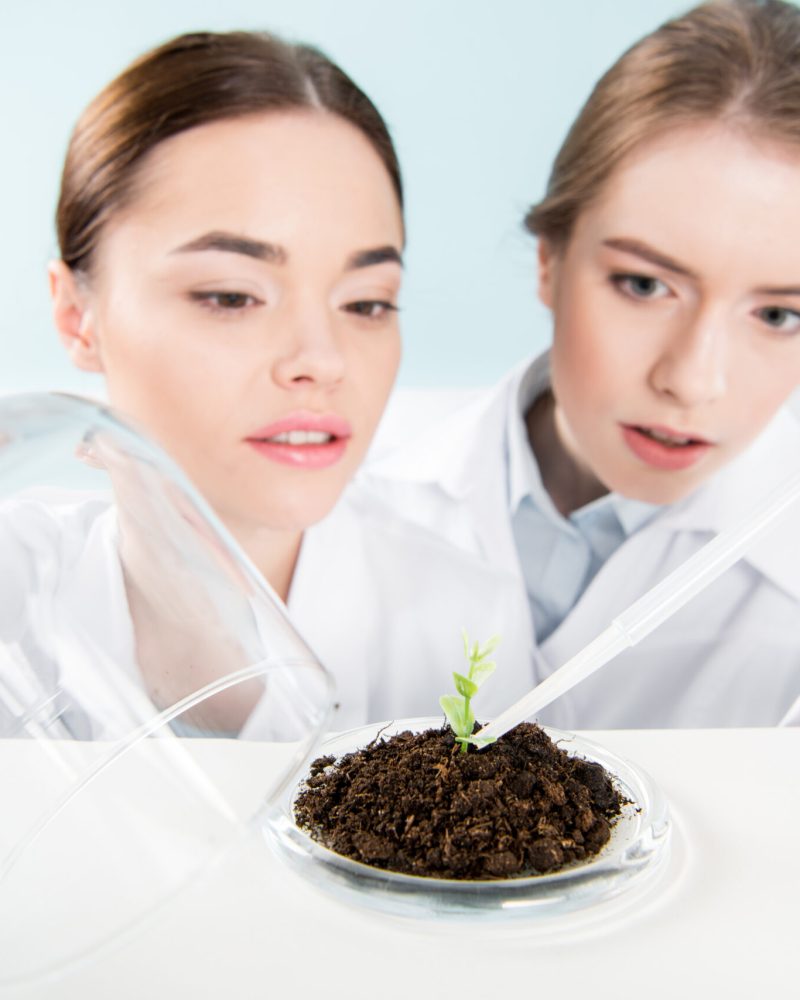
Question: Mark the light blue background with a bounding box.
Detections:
[3,0,696,394]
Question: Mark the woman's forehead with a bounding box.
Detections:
[573,123,800,272]
[97,112,404,258]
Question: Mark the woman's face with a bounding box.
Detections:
[538,123,800,505]
[55,111,403,534]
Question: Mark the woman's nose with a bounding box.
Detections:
[271,307,346,389]
[648,307,728,408]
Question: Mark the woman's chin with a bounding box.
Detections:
[219,495,344,538]
[605,465,712,506]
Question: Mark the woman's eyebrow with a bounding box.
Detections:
[346,246,404,270]
[602,237,696,279]
[172,233,403,270]
[172,231,287,264]
[754,283,800,296]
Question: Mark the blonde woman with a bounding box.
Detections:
[352,0,800,728]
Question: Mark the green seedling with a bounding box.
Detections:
[440,631,499,753]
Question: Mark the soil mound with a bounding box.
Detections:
[294,722,624,880]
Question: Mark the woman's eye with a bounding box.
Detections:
[189,291,258,312]
[344,300,398,320]
[611,273,671,300]
[755,305,800,334]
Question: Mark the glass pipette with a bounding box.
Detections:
[475,468,800,745]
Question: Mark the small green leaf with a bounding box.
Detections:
[470,660,496,688]
[479,635,500,659]
[440,694,468,738]
[452,671,479,699]
[442,632,502,747]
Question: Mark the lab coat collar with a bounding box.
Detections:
[368,357,531,503]
[363,358,540,584]
[507,354,551,513]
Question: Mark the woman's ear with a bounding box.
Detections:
[536,238,557,311]
[48,260,104,372]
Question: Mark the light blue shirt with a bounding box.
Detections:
[508,358,661,644]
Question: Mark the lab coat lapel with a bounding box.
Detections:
[456,418,522,576]
[367,360,527,573]
[288,499,371,729]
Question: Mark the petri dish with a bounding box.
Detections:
[264,717,672,924]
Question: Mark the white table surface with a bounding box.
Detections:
[1,728,797,1000]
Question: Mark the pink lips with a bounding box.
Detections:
[621,423,714,471]
[245,411,352,469]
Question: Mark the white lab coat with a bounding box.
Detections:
[291,358,800,729]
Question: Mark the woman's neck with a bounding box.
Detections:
[525,390,608,517]
[228,523,304,603]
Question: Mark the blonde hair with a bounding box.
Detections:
[526,0,800,247]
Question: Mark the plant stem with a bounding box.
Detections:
[460,694,471,753]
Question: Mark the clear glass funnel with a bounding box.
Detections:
[0,392,334,984]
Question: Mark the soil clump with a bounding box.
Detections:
[294,722,624,880]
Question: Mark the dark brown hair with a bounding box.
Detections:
[57,31,403,274]
[526,0,800,248]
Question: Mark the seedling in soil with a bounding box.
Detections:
[295,635,627,880]
[439,631,499,753]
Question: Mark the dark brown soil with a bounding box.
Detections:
[294,722,625,880]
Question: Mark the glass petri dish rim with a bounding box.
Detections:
[264,717,672,922]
